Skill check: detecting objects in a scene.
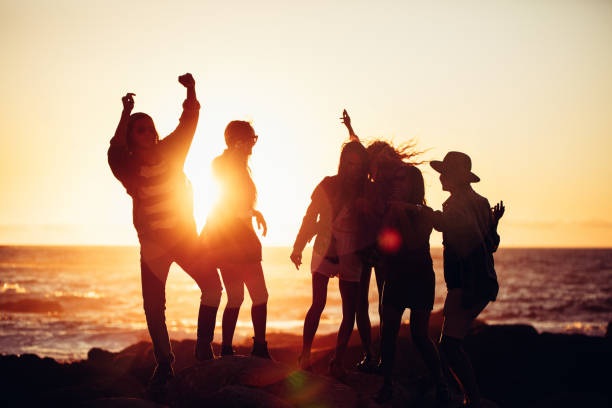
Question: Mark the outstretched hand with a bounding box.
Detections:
[178,73,195,88]
[341,109,351,128]
[122,93,135,113]
[492,201,505,225]
[290,249,302,270]
[253,210,267,237]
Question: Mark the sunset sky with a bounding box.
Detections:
[1,0,611,247]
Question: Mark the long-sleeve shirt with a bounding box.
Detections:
[108,98,200,244]
[293,176,339,258]
[432,186,499,304]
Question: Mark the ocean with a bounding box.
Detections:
[0,246,610,361]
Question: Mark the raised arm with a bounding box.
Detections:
[341,109,360,143]
[160,73,200,163]
[108,93,135,184]
[110,93,135,147]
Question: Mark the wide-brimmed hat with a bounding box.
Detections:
[430,151,480,183]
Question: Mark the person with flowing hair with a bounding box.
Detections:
[108,74,222,389]
[291,111,373,375]
[366,140,449,404]
[201,120,271,359]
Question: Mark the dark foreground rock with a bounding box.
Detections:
[0,318,609,407]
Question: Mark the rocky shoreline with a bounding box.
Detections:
[0,312,609,407]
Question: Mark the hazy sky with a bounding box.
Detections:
[1,0,611,246]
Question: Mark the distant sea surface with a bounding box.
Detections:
[0,246,610,361]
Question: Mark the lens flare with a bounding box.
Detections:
[378,228,402,254]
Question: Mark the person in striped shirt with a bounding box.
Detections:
[108,73,222,389]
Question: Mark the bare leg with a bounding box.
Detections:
[334,280,360,367]
[439,334,481,408]
[301,273,329,358]
[356,263,373,359]
[380,303,403,385]
[410,309,444,383]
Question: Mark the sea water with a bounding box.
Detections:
[0,246,610,360]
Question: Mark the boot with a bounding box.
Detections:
[222,306,240,354]
[195,304,218,361]
[251,338,272,359]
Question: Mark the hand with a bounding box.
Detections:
[290,249,302,270]
[253,210,267,237]
[121,93,135,113]
[340,109,351,128]
[178,73,195,88]
[492,201,505,225]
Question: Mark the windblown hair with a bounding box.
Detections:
[224,120,254,147]
[366,139,425,166]
[367,139,427,205]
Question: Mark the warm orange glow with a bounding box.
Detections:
[0,1,611,247]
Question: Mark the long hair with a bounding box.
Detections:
[126,112,159,152]
[214,120,257,210]
[367,139,427,205]
[366,139,425,167]
[405,165,426,206]
[336,141,369,205]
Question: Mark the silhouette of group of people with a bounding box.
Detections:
[108,74,504,407]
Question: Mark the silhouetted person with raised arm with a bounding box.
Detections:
[291,113,372,375]
[366,142,448,404]
[201,121,271,358]
[340,110,384,371]
[108,74,222,389]
[422,151,504,408]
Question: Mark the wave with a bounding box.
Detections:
[0,299,62,313]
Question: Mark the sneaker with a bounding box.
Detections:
[435,381,451,407]
[195,340,215,361]
[221,344,234,356]
[355,354,377,373]
[251,338,272,359]
[298,353,313,371]
[148,362,175,389]
[374,382,393,404]
[328,358,346,380]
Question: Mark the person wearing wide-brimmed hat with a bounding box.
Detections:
[427,151,504,408]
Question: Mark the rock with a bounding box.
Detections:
[81,397,168,407]
[205,385,291,408]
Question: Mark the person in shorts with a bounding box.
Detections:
[428,151,505,408]
[367,142,448,404]
[291,136,371,376]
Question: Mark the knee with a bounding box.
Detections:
[253,289,268,306]
[201,288,222,308]
[226,291,244,308]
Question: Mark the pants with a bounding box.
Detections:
[140,235,222,364]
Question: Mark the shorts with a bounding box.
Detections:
[311,251,363,282]
[442,288,489,339]
[381,253,435,311]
